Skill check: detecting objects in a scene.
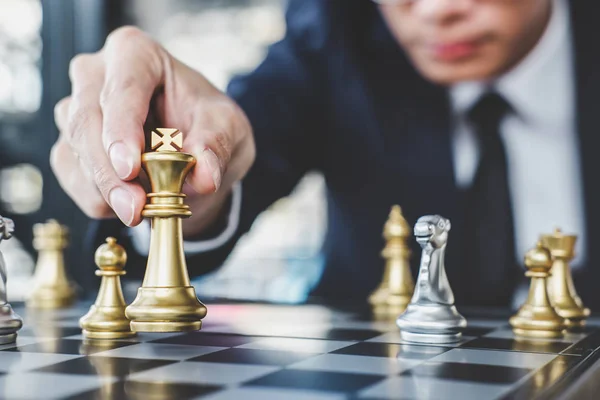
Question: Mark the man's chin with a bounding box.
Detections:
[412,61,500,86]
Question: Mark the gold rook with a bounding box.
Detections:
[540,228,590,330]
[125,128,207,332]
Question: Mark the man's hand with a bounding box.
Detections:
[52,26,255,237]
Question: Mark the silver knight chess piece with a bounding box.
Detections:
[396,215,466,343]
[0,216,23,344]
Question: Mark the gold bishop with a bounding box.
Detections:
[368,205,414,317]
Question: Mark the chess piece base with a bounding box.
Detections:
[511,327,563,339]
[397,303,466,343]
[131,320,202,333]
[82,329,136,340]
[80,304,136,340]
[509,304,566,338]
[400,330,462,344]
[0,304,23,343]
[126,286,207,333]
[27,286,76,309]
[554,305,590,331]
[370,291,411,318]
[0,333,17,344]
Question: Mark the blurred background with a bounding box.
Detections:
[0,0,326,303]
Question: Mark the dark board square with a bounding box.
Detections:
[2,339,134,355]
[462,337,572,354]
[402,361,531,384]
[561,331,600,356]
[500,355,581,399]
[245,369,384,393]
[64,380,221,400]
[152,332,260,347]
[188,348,315,366]
[31,356,175,377]
[292,328,383,341]
[462,326,496,337]
[333,342,451,360]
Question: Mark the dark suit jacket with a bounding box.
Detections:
[91,0,600,309]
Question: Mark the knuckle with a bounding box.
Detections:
[54,97,70,115]
[68,53,95,81]
[213,131,232,164]
[91,163,115,195]
[54,97,70,127]
[49,140,67,172]
[106,26,146,48]
[66,102,94,145]
[99,75,142,108]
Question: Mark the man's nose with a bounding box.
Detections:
[413,0,472,23]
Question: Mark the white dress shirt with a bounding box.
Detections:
[450,0,586,267]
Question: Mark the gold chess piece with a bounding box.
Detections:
[125,128,207,332]
[540,228,590,331]
[80,237,136,339]
[27,219,76,308]
[510,242,566,338]
[368,205,414,317]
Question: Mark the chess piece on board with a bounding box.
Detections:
[0,216,22,344]
[27,219,76,308]
[396,215,466,343]
[80,237,136,339]
[369,205,414,317]
[540,229,590,331]
[125,128,207,332]
[510,242,566,338]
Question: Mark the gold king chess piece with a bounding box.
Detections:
[540,228,590,330]
[80,237,135,339]
[368,205,414,317]
[27,219,76,308]
[125,128,207,332]
[510,242,566,338]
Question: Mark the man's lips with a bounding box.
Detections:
[427,40,483,61]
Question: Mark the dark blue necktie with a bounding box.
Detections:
[463,91,517,307]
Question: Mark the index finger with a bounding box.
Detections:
[99,26,166,181]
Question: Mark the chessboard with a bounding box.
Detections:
[0,303,599,400]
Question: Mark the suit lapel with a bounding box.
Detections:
[569,0,600,295]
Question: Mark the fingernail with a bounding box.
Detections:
[108,141,133,179]
[203,148,222,191]
[109,187,134,225]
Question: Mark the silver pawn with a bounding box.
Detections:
[396,215,466,343]
[0,216,23,344]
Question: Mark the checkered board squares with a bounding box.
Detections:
[1,303,600,400]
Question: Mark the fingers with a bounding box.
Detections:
[100,27,166,181]
[184,100,250,195]
[50,138,113,220]
[58,51,147,225]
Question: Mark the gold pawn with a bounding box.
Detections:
[509,242,566,338]
[540,228,590,331]
[27,219,76,308]
[79,237,136,339]
[368,205,414,317]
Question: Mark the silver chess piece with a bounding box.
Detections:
[0,216,23,344]
[396,215,466,343]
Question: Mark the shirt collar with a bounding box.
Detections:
[450,0,572,126]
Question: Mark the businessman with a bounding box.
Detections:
[51,0,600,308]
